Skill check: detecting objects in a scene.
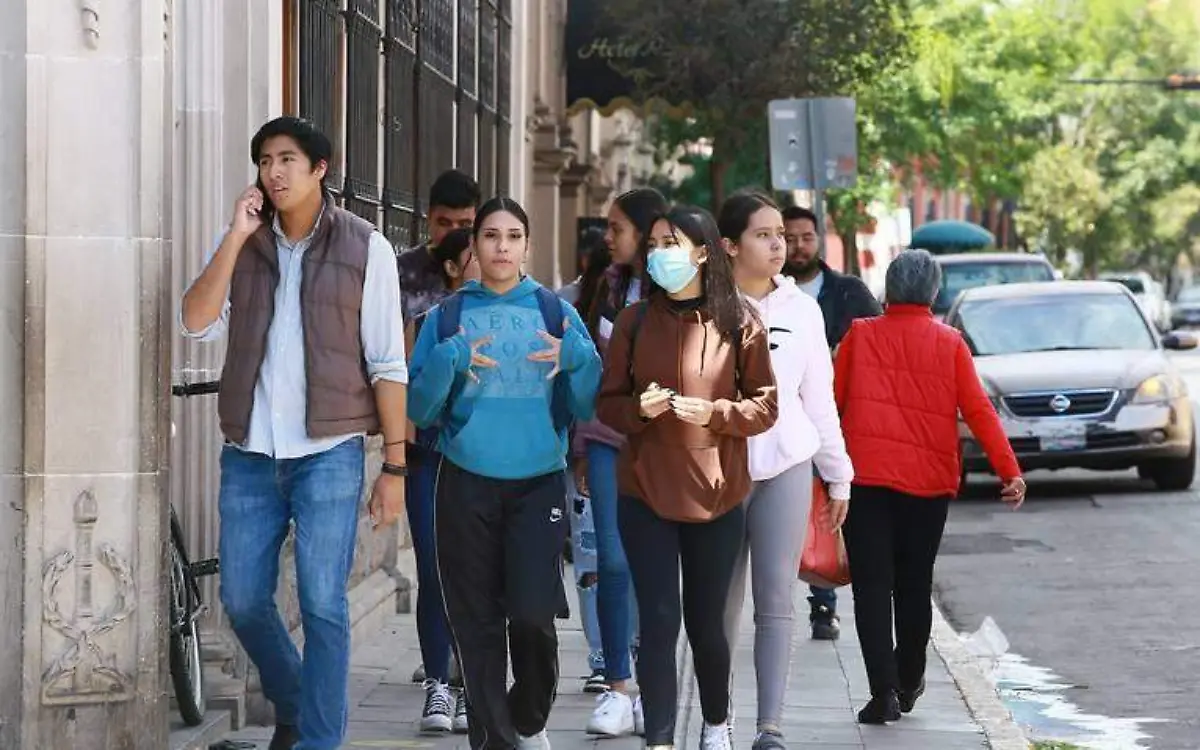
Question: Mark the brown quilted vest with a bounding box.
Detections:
[218,201,381,445]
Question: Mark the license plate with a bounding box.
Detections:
[1037,421,1087,452]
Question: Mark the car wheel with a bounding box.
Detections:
[1141,438,1197,491]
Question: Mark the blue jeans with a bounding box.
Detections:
[218,437,364,750]
[810,585,838,610]
[587,441,637,682]
[406,444,454,681]
[569,478,604,672]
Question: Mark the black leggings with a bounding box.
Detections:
[842,484,950,698]
[619,495,745,745]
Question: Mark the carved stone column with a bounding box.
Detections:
[559,159,597,277]
[7,1,173,748]
[528,100,574,287]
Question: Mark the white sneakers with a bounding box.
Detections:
[587,691,635,736]
[700,721,732,750]
[586,691,646,737]
[517,729,552,750]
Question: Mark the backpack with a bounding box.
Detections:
[435,285,574,434]
[624,300,744,396]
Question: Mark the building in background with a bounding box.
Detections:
[0,0,656,745]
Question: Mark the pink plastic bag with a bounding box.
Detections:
[798,479,851,588]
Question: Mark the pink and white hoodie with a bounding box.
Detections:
[744,275,854,499]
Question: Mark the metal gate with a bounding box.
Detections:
[295,0,512,250]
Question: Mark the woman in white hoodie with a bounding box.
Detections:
[717,192,854,750]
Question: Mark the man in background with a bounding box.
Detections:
[782,205,882,641]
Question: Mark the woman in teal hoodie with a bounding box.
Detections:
[408,196,602,750]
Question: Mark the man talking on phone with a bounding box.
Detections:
[181,116,409,750]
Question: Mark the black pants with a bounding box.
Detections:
[842,484,950,698]
[619,495,745,745]
[436,460,569,750]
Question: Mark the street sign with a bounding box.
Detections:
[768,97,858,192]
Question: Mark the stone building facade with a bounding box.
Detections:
[0,1,650,747]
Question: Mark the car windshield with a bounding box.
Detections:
[957,293,1157,356]
[1107,277,1146,294]
[934,260,1054,313]
[1177,286,1200,303]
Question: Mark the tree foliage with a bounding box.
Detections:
[603,0,910,208]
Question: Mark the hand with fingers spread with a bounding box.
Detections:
[1000,476,1026,510]
[460,327,498,383]
[671,395,715,427]
[528,318,570,379]
[639,382,673,421]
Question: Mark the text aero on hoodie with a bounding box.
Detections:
[744,275,853,499]
[407,278,602,480]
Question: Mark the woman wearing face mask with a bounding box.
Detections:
[718,192,854,750]
[596,205,778,750]
[408,197,602,750]
[579,188,667,734]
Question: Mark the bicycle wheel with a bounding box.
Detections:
[169,516,206,726]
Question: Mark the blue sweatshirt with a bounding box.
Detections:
[408,277,602,480]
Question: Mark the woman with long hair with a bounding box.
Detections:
[718,192,854,750]
[408,197,602,750]
[596,205,778,750]
[579,188,668,734]
[557,227,612,693]
[407,226,480,733]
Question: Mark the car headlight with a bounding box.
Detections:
[1132,374,1186,404]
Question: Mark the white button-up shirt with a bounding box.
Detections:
[182,214,408,459]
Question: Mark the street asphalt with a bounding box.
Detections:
[932,349,1200,750]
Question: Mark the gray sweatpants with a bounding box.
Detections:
[722,461,813,729]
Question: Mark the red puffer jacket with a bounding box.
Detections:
[834,304,1021,498]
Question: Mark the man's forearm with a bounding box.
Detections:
[374,379,409,464]
[182,230,248,332]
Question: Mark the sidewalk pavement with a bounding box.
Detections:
[216,578,1013,750]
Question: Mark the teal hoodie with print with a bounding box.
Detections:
[408,277,602,480]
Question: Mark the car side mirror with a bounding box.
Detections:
[1162,332,1198,350]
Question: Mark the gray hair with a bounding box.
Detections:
[885,249,942,306]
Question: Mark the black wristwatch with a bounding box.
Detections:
[381,462,408,478]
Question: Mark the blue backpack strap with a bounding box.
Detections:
[534,286,572,433]
[415,292,468,449]
[437,292,464,341]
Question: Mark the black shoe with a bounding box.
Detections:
[268,724,299,750]
[857,692,901,725]
[809,603,840,641]
[898,678,926,713]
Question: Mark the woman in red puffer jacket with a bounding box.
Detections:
[833,249,1026,726]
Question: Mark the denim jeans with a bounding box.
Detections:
[810,584,838,610]
[218,437,364,750]
[568,477,604,672]
[406,444,454,681]
[586,441,638,682]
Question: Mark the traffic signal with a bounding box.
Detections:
[1165,73,1200,90]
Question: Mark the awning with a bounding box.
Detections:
[564,0,687,116]
[909,220,995,252]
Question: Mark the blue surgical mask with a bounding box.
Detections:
[647,247,699,293]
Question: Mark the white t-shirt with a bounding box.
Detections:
[798,271,824,300]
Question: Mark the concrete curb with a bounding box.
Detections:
[930,599,1030,750]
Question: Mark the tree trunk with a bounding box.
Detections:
[842,228,861,277]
